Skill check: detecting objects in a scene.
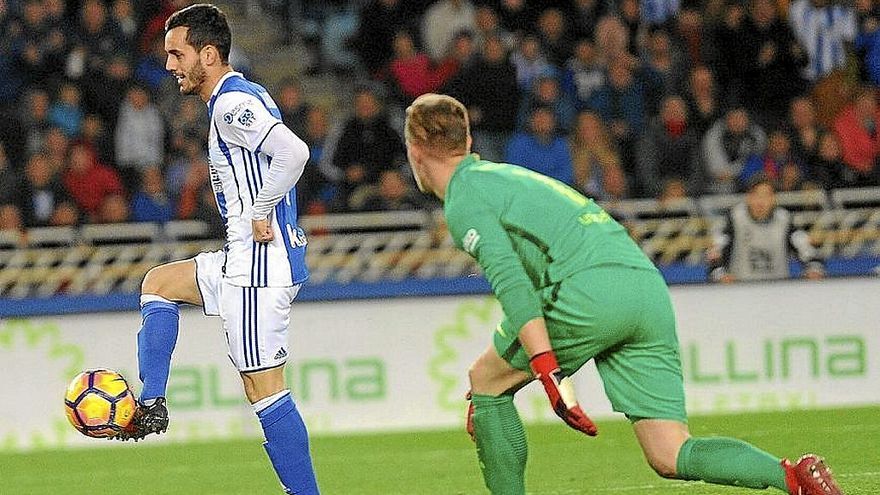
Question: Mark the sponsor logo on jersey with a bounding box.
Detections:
[222,100,255,127]
[274,347,288,360]
[209,163,224,192]
[237,108,255,127]
[286,225,308,248]
[495,323,507,337]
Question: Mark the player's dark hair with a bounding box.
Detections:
[165,4,231,64]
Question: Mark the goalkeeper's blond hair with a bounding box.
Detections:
[404,94,470,156]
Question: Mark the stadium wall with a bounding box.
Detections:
[1,277,878,452]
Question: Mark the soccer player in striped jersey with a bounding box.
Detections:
[115,5,319,494]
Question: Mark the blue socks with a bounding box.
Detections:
[137,296,318,494]
[256,390,319,494]
[137,296,180,402]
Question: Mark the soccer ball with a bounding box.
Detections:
[64,369,137,438]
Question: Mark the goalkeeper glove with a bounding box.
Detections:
[530,351,598,436]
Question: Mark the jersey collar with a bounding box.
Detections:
[446,153,480,202]
[206,71,243,106]
[450,153,479,182]
[456,153,479,168]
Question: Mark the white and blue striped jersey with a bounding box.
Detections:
[789,0,856,81]
[206,71,309,288]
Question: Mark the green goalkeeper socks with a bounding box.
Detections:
[471,393,528,495]
[676,436,788,491]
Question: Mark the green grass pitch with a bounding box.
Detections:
[3,406,877,494]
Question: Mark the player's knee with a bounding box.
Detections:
[241,368,286,404]
[468,360,500,394]
[141,265,177,297]
[469,353,529,395]
[468,360,511,396]
[467,362,485,389]
[647,456,678,479]
[141,267,164,295]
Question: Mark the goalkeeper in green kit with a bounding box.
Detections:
[403,94,844,495]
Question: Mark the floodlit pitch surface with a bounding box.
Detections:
[2,406,877,494]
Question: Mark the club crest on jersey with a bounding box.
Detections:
[462,228,481,255]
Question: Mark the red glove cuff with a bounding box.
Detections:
[529,351,559,377]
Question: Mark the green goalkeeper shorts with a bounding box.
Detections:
[495,264,687,423]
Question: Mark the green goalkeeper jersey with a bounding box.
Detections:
[444,154,657,335]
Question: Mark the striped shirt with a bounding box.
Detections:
[789,0,856,81]
[206,72,309,288]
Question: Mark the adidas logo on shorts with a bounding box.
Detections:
[274,347,288,360]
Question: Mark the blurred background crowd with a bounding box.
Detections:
[0,0,879,236]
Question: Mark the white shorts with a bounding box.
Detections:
[194,251,300,373]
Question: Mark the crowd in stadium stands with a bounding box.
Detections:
[1,0,879,234]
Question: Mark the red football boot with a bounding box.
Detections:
[785,454,844,495]
[782,458,802,495]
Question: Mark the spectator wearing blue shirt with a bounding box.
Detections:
[588,56,646,145]
[511,35,557,92]
[561,39,606,111]
[48,82,84,138]
[856,12,880,86]
[518,75,577,133]
[135,35,171,93]
[297,107,336,213]
[588,55,646,175]
[740,129,804,192]
[130,166,173,223]
[505,106,574,185]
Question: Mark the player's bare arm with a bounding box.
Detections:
[515,317,552,356]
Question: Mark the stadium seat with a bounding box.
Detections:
[80,223,161,245]
[163,220,211,241]
[300,210,431,234]
[775,189,830,212]
[698,193,746,216]
[602,198,700,220]
[0,230,21,249]
[831,186,880,209]
[26,226,77,248]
